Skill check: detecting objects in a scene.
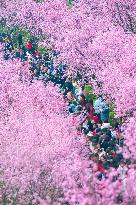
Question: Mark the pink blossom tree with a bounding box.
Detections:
[0,56,95,204]
[0,0,136,204]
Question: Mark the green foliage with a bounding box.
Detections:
[34,0,44,3]
[109,111,115,126]
[11,27,31,47]
[38,47,48,55]
[108,104,116,126]
[0,23,32,48]
[0,23,49,53]
[67,0,74,8]
[2,196,10,205]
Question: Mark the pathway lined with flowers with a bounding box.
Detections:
[0,31,130,204]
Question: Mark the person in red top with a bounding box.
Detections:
[93,128,96,135]
[92,115,99,124]
[89,99,94,118]
[64,97,69,103]
[86,100,94,119]
[26,43,32,50]
[35,50,39,57]
[97,163,105,173]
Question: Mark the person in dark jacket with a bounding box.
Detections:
[20,45,27,61]
[17,34,23,48]
[100,100,109,123]
[64,78,73,95]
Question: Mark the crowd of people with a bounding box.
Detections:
[59,80,126,180]
[0,32,128,182]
